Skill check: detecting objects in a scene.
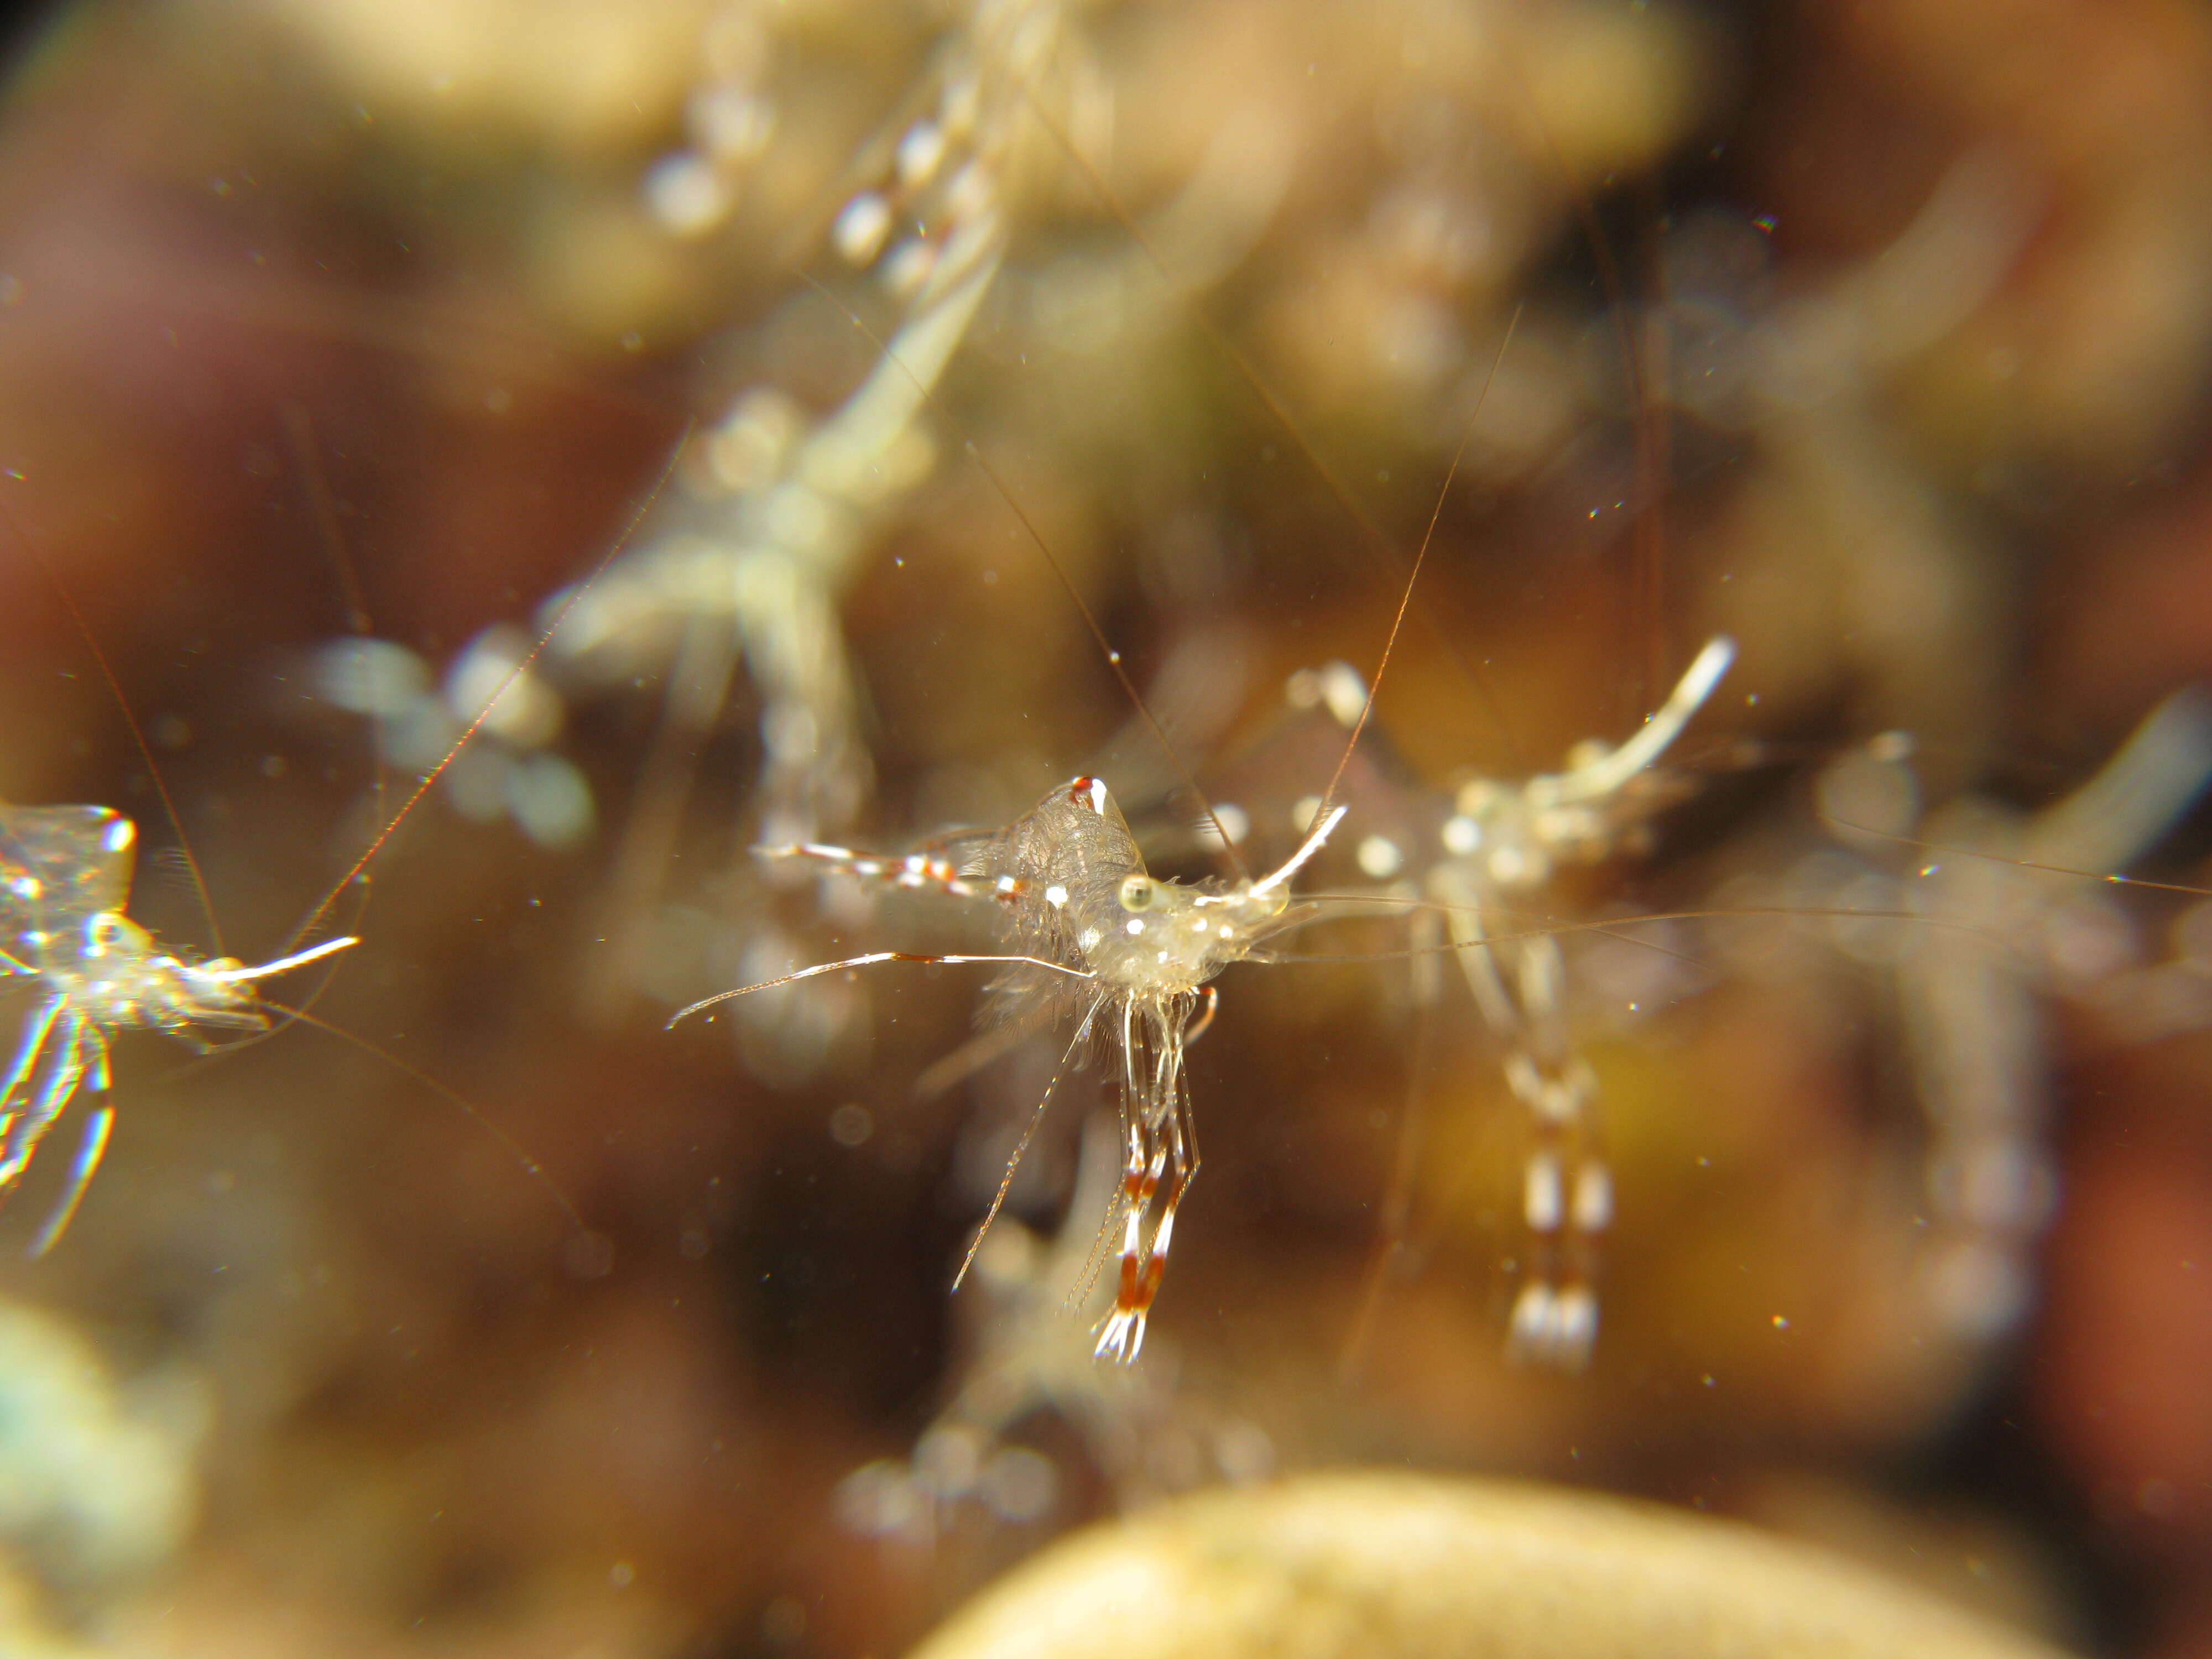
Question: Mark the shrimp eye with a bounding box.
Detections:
[1118,874,1157,912]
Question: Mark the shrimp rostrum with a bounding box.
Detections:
[672,774,1345,1363]
[0,804,353,1254]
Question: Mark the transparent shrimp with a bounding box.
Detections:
[1425,636,1737,1367]
[0,805,354,1254]
[1224,638,1738,1369]
[1766,690,2212,1344]
[674,773,1344,1362]
[652,12,1672,1369]
[311,0,1099,1094]
[535,0,1046,850]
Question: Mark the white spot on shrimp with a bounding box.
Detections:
[833,191,893,265]
[942,159,992,222]
[1525,1154,1564,1233]
[896,119,946,188]
[1573,1165,1613,1231]
[1318,661,1369,729]
[881,237,938,297]
[643,152,731,237]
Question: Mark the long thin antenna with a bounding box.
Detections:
[1271,901,2014,966]
[279,403,373,636]
[260,998,588,1237]
[1314,309,1524,825]
[952,1003,1099,1290]
[1818,821,2212,897]
[667,950,1095,1027]
[272,401,394,1031]
[1490,53,1675,717]
[1550,126,1669,713]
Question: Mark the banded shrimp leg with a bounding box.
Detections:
[834,1110,1277,1552]
[1428,637,1739,1368]
[961,12,1766,1373]
[1306,674,2212,1376]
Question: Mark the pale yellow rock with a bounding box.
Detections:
[912,1472,2074,1659]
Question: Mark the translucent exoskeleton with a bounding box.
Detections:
[674,774,1344,1363]
[1750,688,2212,1345]
[1427,636,1738,1368]
[1231,637,1739,1369]
[0,805,353,1254]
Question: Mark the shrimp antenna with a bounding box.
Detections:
[1312,307,1522,828]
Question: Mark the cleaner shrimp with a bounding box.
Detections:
[675,765,1347,1362]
